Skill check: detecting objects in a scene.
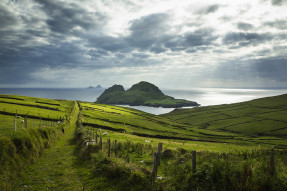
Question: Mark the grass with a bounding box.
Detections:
[162,94,287,148]
[12,102,92,190]
[0,94,76,190]
[0,94,74,136]
[1,93,287,190]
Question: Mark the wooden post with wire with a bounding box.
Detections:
[270,148,275,176]
[108,139,111,157]
[99,136,102,151]
[115,140,118,157]
[24,115,27,129]
[192,150,196,173]
[14,113,17,131]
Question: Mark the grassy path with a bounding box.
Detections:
[13,103,92,190]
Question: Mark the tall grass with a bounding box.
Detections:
[0,102,76,190]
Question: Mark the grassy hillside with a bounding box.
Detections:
[1,93,287,190]
[78,95,287,190]
[96,81,199,108]
[0,94,76,189]
[162,94,287,146]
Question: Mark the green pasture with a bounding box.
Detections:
[0,94,75,136]
[162,94,287,148]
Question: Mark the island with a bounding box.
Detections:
[87,86,94,89]
[87,84,102,89]
[95,84,102,88]
[96,81,199,108]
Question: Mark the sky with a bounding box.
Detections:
[0,0,287,89]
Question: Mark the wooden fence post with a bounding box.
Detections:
[270,148,275,176]
[108,139,111,157]
[157,143,163,166]
[127,154,130,163]
[96,131,98,143]
[93,130,95,140]
[99,136,102,151]
[152,152,158,178]
[115,140,118,157]
[14,114,17,131]
[192,150,196,173]
[24,116,27,128]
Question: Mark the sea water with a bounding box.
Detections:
[0,87,286,115]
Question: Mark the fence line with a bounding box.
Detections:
[82,126,279,181]
[0,111,66,132]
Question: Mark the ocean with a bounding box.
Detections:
[0,87,286,115]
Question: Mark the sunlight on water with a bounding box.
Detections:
[164,88,287,107]
[0,87,286,115]
[116,105,175,115]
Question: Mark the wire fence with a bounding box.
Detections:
[0,111,66,134]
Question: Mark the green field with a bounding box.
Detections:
[1,93,287,190]
[162,94,287,147]
[0,95,74,137]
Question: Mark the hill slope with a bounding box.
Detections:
[1,94,287,190]
[96,81,199,108]
[162,93,287,140]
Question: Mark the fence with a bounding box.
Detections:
[83,127,278,181]
[0,109,67,133]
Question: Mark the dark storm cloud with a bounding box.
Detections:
[125,13,218,52]
[252,57,287,81]
[213,56,287,84]
[40,0,107,34]
[0,41,92,84]
[196,4,220,15]
[126,13,170,49]
[132,53,149,59]
[1,0,287,88]
[237,22,253,31]
[183,28,217,47]
[265,20,287,30]
[87,35,129,53]
[86,13,218,54]
[149,46,166,54]
[0,47,44,84]
[271,0,287,6]
[222,32,271,46]
[0,4,19,29]
[163,28,217,51]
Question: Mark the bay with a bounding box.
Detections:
[0,87,286,115]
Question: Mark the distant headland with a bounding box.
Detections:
[96,81,199,108]
[87,84,102,89]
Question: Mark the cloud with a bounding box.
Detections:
[222,32,271,46]
[0,0,287,88]
[87,35,128,53]
[196,4,220,15]
[0,4,19,30]
[184,28,217,47]
[271,0,287,6]
[41,0,107,35]
[126,13,170,49]
[237,22,254,31]
[211,56,287,87]
[252,57,287,81]
[265,19,287,30]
